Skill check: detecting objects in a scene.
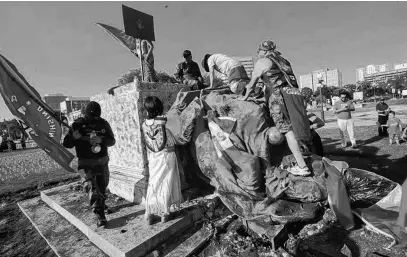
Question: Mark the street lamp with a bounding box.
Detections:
[316,73,325,122]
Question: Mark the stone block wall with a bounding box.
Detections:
[91,80,188,203]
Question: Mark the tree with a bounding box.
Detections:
[313,85,334,99]
[343,84,357,93]
[387,73,407,96]
[357,81,373,98]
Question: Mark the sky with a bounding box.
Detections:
[0,1,406,119]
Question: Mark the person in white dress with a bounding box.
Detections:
[142,96,183,225]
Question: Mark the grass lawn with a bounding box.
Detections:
[0,148,79,257]
[0,149,78,196]
[319,125,407,184]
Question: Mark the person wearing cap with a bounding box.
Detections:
[202,54,250,94]
[242,40,311,176]
[174,50,205,90]
[376,97,390,137]
[63,101,116,228]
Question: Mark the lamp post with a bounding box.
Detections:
[316,73,325,122]
[372,82,377,103]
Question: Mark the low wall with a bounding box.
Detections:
[91,80,188,203]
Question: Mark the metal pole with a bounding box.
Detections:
[138,39,145,82]
[319,82,325,122]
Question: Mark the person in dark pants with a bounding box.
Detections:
[376,98,390,137]
[63,101,116,227]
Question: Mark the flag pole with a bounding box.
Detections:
[138,38,145,82]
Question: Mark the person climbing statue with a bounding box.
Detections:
[242,39,312,176]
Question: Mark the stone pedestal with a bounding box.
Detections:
[91,80,188,203]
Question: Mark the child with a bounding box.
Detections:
[142,96,183,225]
[385,111,403,145]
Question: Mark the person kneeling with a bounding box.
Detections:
[142,96,183,225]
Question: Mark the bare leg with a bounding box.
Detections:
[286,130,307,168]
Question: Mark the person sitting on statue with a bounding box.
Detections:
[174,50,206,90]
[63,101,116,228]
[202,53,250,94]
[242,39,312,176]
[142,96,183,225]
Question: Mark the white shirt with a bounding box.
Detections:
[207,54,241,82]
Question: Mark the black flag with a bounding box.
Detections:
[122,5,155,41]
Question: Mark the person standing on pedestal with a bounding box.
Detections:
[333,91,357,148]
[376,98,390,137]
[63,101,116,227]
[142,96,183,225]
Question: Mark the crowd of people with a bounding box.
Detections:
[64,39,332,227]
[64,39,406,229]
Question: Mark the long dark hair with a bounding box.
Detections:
[144,96,164,119]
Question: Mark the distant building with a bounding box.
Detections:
[43,93,68,111]
[363,68,407,84]
[299,74,313,89]
[356,62,407,84]
[299,68,343,91]
[233,56,255,77]
[326,69,343,88]
[394,62,407,70]
[60,97,90,115]
[356,63,390,82]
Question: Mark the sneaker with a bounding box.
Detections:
[287,165,311,176]
[94,208,107,227]
[341,143,347,148]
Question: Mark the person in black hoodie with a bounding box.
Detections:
[63,101,115,227]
